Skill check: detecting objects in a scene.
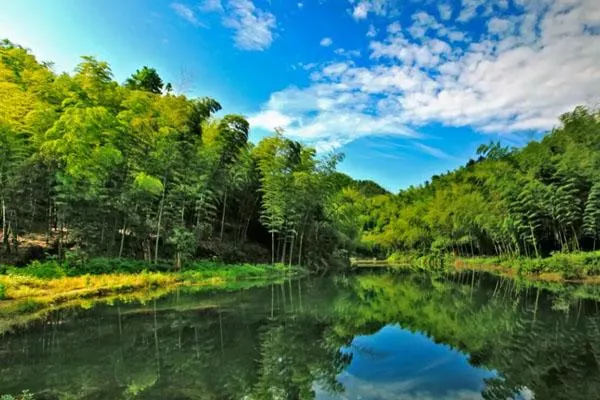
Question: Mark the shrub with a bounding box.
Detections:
[1,391,34,400]
[12,260,66,279]
[0,283,5,300]
[65,258,170,276]
[64,249,90,269]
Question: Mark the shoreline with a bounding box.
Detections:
[352,252,600,284]
[0,261,303,335]
[451,259,600,284]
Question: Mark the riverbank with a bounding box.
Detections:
[454,251,600,283]
[0,259,303,335]
[353,251,600,284]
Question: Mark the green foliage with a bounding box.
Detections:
[355,106,600,272]
[65,258,169,275]
[125,66,164,94]
[9,260,66,279]
[3,40,600,277]
[133,172,164,196]
[0,391,34,400]
[0,42,353,273]
[463,251,600,279]
[0,282,5,299]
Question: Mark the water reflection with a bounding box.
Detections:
[320,325,496,400]
[1,272,600,399]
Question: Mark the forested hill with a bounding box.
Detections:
[355,106,600,259]
[2,39,599,271]
[0,40,367,272]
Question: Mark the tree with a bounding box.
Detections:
[125,66,164,94]
[584,182,600,249]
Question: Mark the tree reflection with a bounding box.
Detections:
[1,273,600,399]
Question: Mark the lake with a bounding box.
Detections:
[1,271,600,399]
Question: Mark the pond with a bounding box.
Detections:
[1,271,600,399]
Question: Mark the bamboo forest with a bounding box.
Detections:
[2,38,600,400]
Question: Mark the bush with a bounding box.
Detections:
[0,283,5,300]
[64,257,171,276]
[11,260,66,279]
[1,391,34,400]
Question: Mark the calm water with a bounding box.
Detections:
[1,271,600,399]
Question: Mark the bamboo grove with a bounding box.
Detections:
[0,40,357,271]
[349,106,600,259]
[3,39,600,269]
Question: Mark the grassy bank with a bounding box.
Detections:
[0,258,303,335]
[352,251,600,283]
[454,251,600,282]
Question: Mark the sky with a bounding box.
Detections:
[1,0,599,192]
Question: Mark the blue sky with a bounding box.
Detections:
[314,324,496,399]
[1,0,598,191]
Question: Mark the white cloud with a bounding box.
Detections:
[200,0,276,50]
[200,0,223,12]
[350,0,389,20]
[413,143,454,160]
[447,31,466,41]
[171,3,204,26]
[438,2,453,21]
[457,0,486,22]
[407,11,449,39]
[367,24,378,37]
[251,0,600,151]
[487,17,513,34]
[334,48,362,58]
[320,37,333,47]
[248,110,293,131]
[387,21,402,34]
[297,2,304,9]
[352,2,370,20]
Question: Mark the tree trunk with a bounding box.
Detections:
[58,215,63,259]
[560,227,569,252]
[175,252,181,270]
[118,218,127,259]
[1,195,6,253]
[571,225,580,251]
[242,216,251,243]
[219,188,227,242]
[281,237,287,264]
[46,202,52,246]
[154,176,167,264]
[529,224,540,258]
[100,216,106,253]
[271,231,275,264]
[288,233,295,267]
[298,231,304,266]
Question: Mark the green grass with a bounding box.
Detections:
[1,257,299,280]
[457,251,600,280]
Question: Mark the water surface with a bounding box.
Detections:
[1,272,599,399]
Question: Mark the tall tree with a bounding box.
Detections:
[125,66,164,94]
